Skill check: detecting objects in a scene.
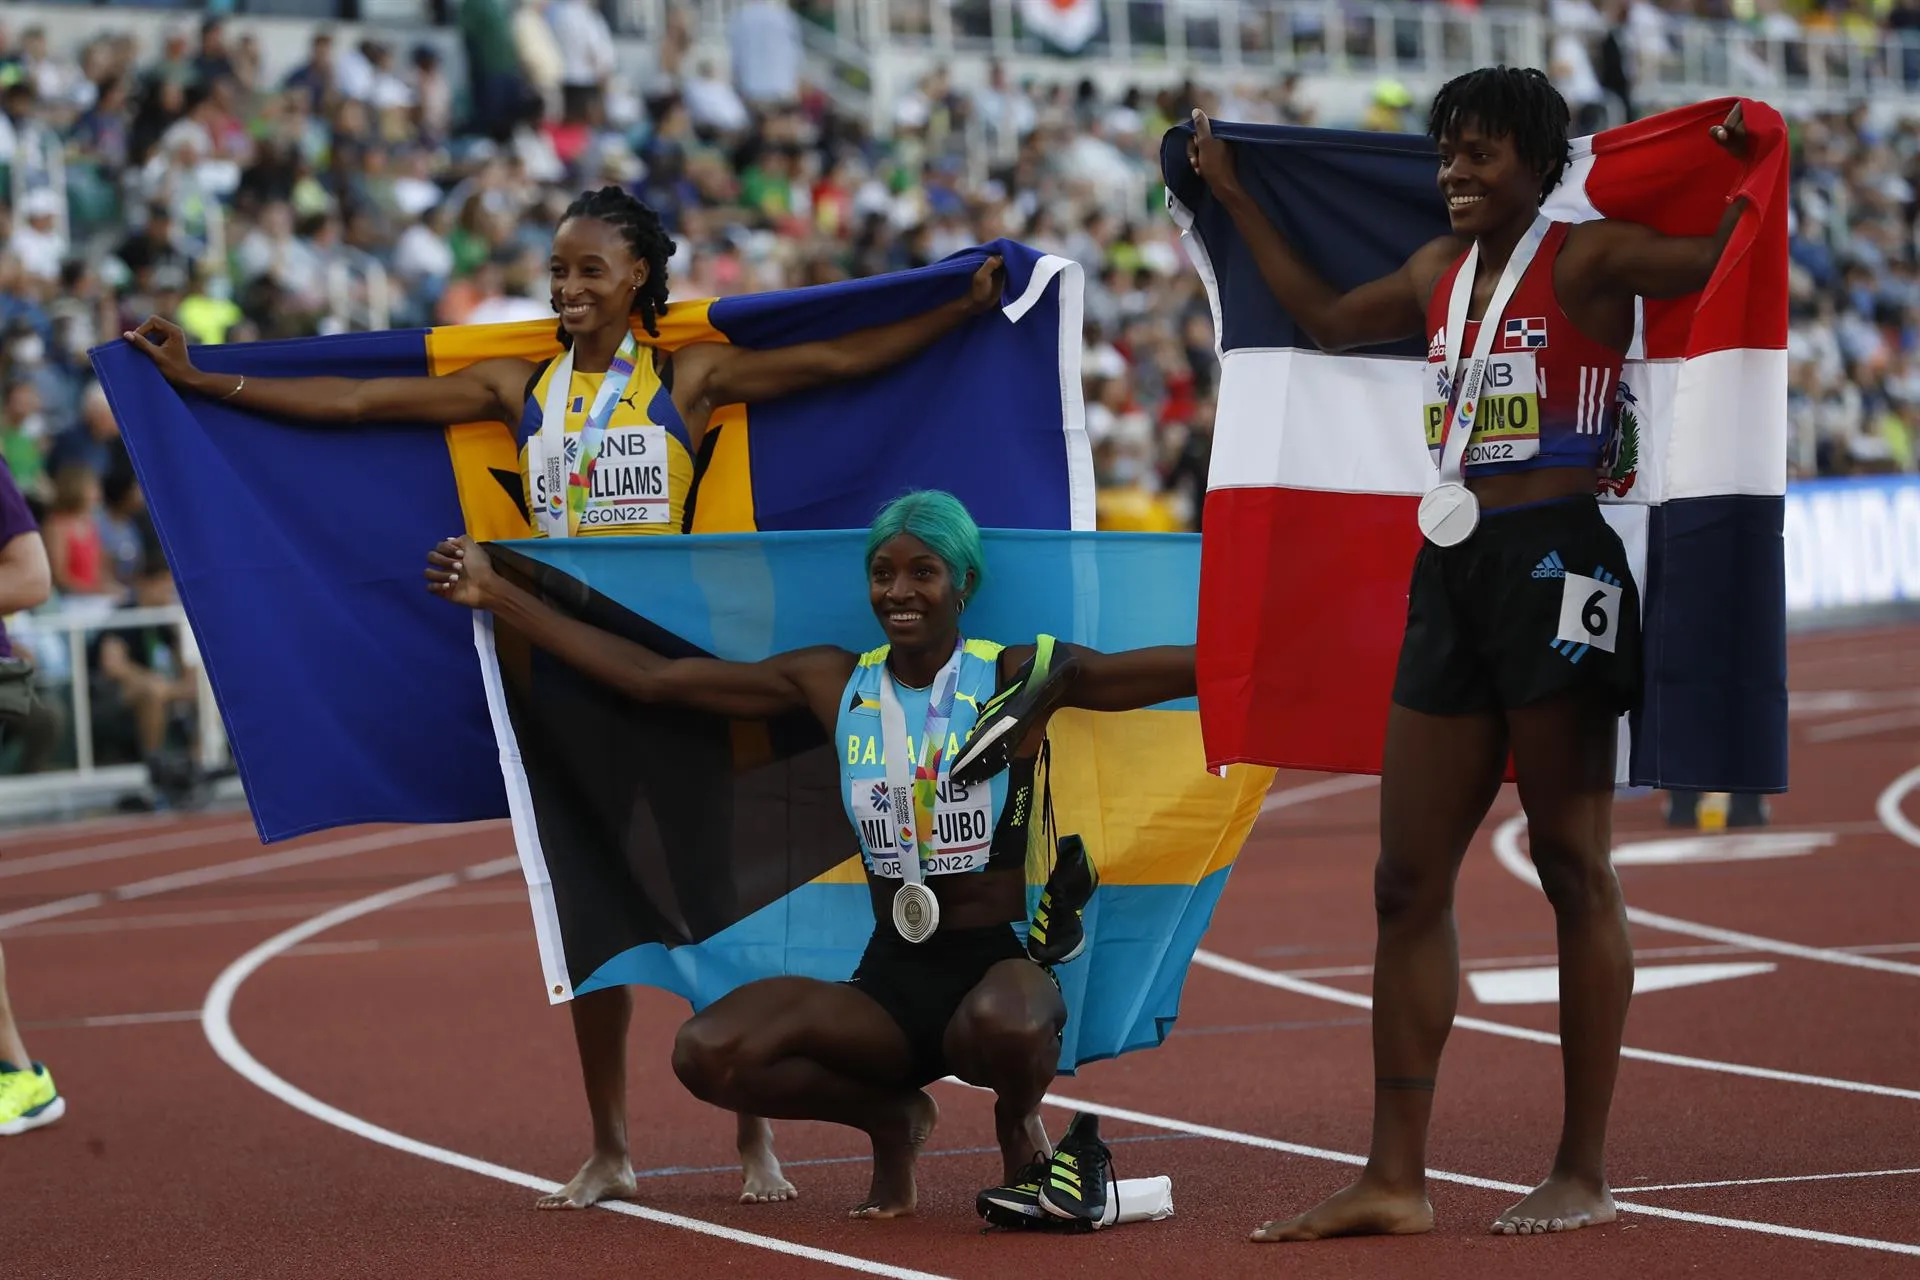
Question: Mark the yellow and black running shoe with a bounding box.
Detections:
[1037,1112,1118,1228]
[976,1155,1053,1229]
[1027,834,1097,966]
[952,636,1074,786]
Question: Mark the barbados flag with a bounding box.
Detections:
[478,530,1271,1070]
[1162,100,1791,792]
[92,242,1093,842]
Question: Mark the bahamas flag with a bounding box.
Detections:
[477,530,1271,1070]
[91,242,1091,843]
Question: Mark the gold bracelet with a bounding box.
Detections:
[221,375,246,400]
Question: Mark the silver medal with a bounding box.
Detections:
[892,882,940,944]
[1417,481,1479,547]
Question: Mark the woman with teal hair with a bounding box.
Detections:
[424,490,1194,1219]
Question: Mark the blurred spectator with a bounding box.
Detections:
[9,190,66,282]
[549,0,616,124]
[1359,79,1414,132]
[729,0,803,109]
[46,383,128,485]
[41,464,108,598]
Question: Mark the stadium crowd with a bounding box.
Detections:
[0,1,1917,780]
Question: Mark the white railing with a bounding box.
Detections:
[0,603,230,819]
[621,0,1920,113]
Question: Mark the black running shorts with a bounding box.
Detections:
[1391,495,1643,716]
[844,922,1033,1088]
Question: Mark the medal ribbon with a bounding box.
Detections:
[534,329,643,537]
[875,640,966,884]
[1435,213,1550,487]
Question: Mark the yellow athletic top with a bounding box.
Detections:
[514,349,697,537]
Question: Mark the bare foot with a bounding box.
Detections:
[739,1118,797,1204]
[850,1091,939,1219]
[995,1106,1051,1182]
[537,1150,638,1210]
[1492,1172,1616,1236]
[1250,1176,1434,1242]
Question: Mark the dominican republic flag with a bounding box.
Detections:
[1162,100,1790,792]
[1504,316,1550,349]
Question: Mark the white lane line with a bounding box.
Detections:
[1192,949,1920,1101]
[1623,1167,1920,1194]
[1805,709,1920,743]
[0,824,502,935]
[0,889,533,940]
[1492,815,1920,979]
[202,857,953,1280]
[1035,1092,1920,1257]
[1879,765,1920,851]
[1790,689,1920,718]
[1261,774,1378,814]
[0,811,202,846]
[0,820,260,880]
[1268,939,1920,980]
[26,1010,204,1030]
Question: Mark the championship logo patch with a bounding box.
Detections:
[1503,317,1548,350]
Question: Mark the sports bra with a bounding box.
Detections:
[836,639,1032,879]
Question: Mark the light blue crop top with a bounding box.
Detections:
[836,639,1011,878]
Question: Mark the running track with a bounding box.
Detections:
[5,623,1917,1278]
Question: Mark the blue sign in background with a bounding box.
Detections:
[1784,475,1920,612]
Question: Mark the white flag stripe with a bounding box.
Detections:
[1665,347,1791,499]
[1206,346,1784,501]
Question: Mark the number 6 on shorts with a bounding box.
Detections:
[1556,570,1624,653]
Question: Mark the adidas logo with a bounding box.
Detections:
[1532,551,1566,579]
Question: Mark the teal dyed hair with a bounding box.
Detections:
[865,490,985,604]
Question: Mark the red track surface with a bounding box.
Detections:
[5,624,1918,1279]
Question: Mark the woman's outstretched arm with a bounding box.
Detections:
[426,536,852,718]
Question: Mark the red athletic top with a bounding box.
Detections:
[1422,222,1627,477]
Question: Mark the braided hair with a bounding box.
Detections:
[554,186,676,345]
[1426,66,1571,204]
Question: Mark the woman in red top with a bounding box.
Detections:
[42,465,108,597]
[1187,68,1749,1241]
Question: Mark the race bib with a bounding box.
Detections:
[577,423,670,531]
[1556,569,1624,654]
[1426,352,1540,466]
[851,775,994,877]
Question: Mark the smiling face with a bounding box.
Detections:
[868,533,968,656]
[549,215,645,339]
[1436,121,1542,238]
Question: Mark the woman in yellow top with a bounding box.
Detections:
[125,184,1005,1213]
